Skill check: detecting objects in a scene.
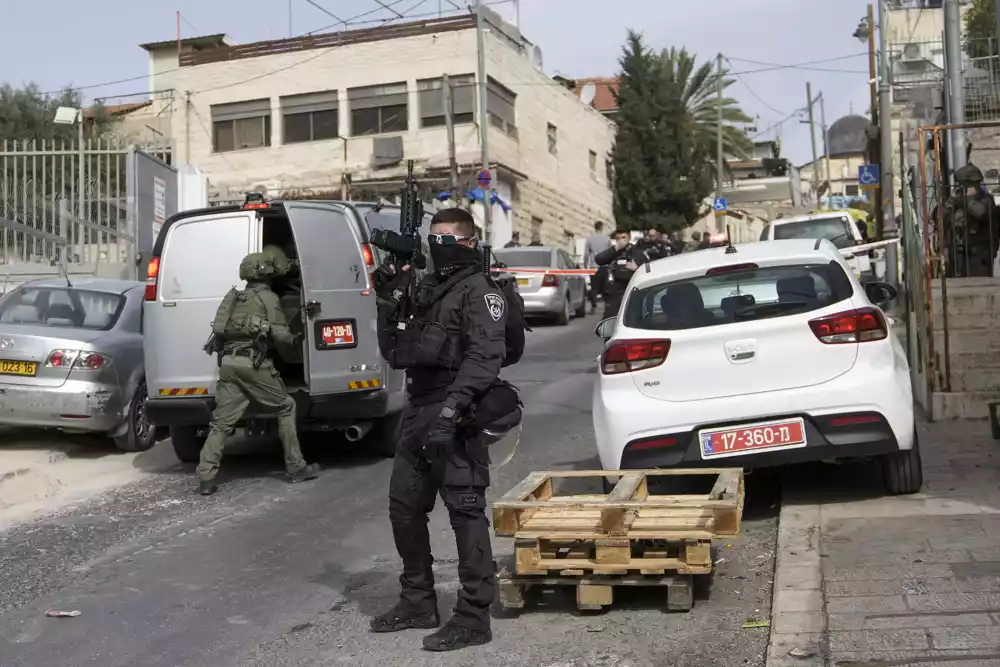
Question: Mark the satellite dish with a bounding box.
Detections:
[532,45,544,71]
[579,83,597,106]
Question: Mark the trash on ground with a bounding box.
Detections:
[741,619,770,629]
[45,610,81,618]
[788,647,817,658]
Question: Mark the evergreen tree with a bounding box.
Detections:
[964,0,998,59]
[0,83,108,143]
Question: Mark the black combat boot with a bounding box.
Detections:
[369,604,440,633]
[198,480,218,496]
[287,463,320,484]
[421,618,492,651]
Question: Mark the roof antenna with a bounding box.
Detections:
[724,225,737,254]
[58,257,73,287]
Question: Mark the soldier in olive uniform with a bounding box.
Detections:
[197,249,319,495]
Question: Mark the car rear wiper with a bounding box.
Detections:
[733,301,808,320]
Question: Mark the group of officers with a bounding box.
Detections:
[198,207,514,653]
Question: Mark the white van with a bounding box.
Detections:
[759,212,874,280]
[143,198,429,463]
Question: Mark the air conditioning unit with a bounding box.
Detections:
[900,43,923,63]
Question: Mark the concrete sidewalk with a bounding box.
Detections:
[767,420,1000,666]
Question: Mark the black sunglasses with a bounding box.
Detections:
[427,233,474,246]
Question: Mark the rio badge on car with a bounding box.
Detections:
[699,417,807,460]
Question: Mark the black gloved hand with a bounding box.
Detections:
[373,262,412,296]
[423,416,458,460]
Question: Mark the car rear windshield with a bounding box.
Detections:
[622,261,853,331]
[494,250,552,268]
[0,287,126,331]
[772,215,855,249]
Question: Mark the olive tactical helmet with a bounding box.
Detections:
[239,252,287,282]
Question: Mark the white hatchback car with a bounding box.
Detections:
[592,238,921,495]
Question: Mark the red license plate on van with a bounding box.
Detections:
[699,418,806,459]
[321,321,355,347]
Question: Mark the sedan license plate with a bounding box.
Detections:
[699,418,806,460]
[320,321,355,347]
[516,278,530,286]
[0,359,37,377]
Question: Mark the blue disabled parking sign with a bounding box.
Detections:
[713,197,728,214]
[858,164,880,189]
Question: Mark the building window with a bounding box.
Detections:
[845,184,859,196]
[281,91,339,144]
[589,150,598,178]
[605,159,614,188]
[487,77,517,138]
[547,123,558,155]
[418,74,475,128]
[530,216,543,244]
[210,99,272,153]
[348,82,408,136]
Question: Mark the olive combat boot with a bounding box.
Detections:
[422,619,492,651]
[369,604,440,633]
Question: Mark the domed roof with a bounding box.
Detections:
[828,115,871,158]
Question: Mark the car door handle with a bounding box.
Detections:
[304,300,322,318]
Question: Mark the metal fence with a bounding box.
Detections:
[0,138,171,266]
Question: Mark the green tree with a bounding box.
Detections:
[0,83,108,143]
[658,47,753,161]
[612,31,711,232]
[964,0,998,59]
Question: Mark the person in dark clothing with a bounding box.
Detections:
[635,226,670,263]
[594,229,647,319]
[370,207,506,652]
[503,231,520,248]
[528,238,543,246]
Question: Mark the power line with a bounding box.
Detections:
[749,107,806,139]
[728,53,870,76]
[723,55,789,117]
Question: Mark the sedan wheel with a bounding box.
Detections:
[113,382,157,452]
[555,295,570,326]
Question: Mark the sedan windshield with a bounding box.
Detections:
[772,216,855,249]
[0,287,126,331]
[623,261,852,331]
[494,250,552,268]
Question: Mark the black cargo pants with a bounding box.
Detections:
[388,401,494,629]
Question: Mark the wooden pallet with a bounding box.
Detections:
[493,468,744,542]
[496,566,697,613]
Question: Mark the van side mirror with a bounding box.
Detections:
[595,316,617,340]
[865,281,897,305]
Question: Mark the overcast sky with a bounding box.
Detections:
[0,0,875,166]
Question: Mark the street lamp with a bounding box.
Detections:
[54,106,84,263]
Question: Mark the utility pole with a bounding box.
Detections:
[442,74,459,194]
[819,92,832,200]
[944,0,967,178]
[806,82,820,204]
[878,0,898,286]
[715,53,724,233]
[867,4,878,127]
[475,0,492,242]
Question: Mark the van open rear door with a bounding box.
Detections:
[283,202,382,396]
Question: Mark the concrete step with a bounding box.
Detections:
[945,351,1000,371]
[932,390,1000,419]
[930,310,1000,330]
[933,329,1000,354]
[947,367,1000,392]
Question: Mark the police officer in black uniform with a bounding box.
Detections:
[370,207,506,652]
[594,228,647,319]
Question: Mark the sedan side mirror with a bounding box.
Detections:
[865,281,898,305]
[595,316,617,340]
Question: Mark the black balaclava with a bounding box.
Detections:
[430,243,480,277]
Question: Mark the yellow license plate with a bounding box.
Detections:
[516,278,529,286]
[0,359,37,377]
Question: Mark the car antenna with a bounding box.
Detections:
[724,225,737,255]
[58,258,73,287]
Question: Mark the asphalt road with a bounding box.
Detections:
[0,312,779,667]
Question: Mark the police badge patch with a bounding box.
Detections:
[484,293,505,322]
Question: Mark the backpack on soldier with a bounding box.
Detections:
[491,273,529,368]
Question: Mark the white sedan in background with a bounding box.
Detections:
[592,238,921,495]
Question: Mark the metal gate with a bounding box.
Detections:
[0,138,170,270]
[126,148,178,278]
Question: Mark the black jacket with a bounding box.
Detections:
[377,266,507,411]
[635,239,670,263]
[594,244,647,296]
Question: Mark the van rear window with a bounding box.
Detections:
[160,215,250,300]
[622,261,852,331]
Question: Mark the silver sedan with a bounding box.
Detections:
[0,277,156,451]
[494,246,588,325]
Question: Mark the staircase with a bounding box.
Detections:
[929,277,1000,419]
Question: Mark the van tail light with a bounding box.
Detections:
[45,350,110,370]
[361,244,376,286]
[542,273,560,287]
[808,308,887,344]
[145,256,160,301]
[601,339,670,375]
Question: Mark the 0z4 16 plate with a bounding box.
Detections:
[699,417,806,460]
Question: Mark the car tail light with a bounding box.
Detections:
[45,350,111,370]
[601,339,670,375]
[629,435,678,450]
[705,262,758,276]
[827,414,882,427]
[808,308,887,344]
[145,256,160,301]
[542,273,560,287]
